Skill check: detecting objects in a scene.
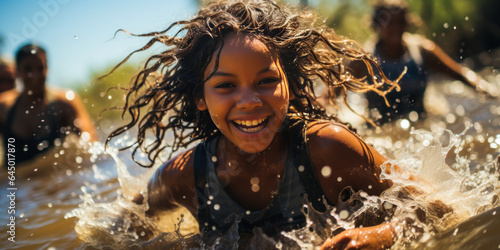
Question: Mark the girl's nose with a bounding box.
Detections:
[236,89,263,110]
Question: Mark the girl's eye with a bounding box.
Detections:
[258,78,280,85]
[215,82,235,89]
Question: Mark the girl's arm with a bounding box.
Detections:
[306,121,392,201]
[306,121,395,249]
[133,148,198,217]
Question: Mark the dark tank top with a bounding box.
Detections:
[3,95,61,165]
[366,34,428,124]
[193,116,332,239]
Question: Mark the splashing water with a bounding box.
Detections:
[61,118,500,249]
[2,77,500,249]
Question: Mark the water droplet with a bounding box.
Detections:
[209,195,214,200]
[446,114,456,124]
[65,90,75,101]
[443,23,449,29]
[214,204,220,210]
[250,177,259,185]
[337,177,342,182]
[339,210,349,219]
[211,156,217,162]
[452,228,459,236]
[368,185,372,189]
[298,165,305,172]
[383,201,393,209]
[251,184,260,192]
[76,156,83,164]
[400,119,410,130]
[321,166,332,177]
[246,210,251,215]
[465,16,469,21]
[81,132,91,142]
[48,203,53,208]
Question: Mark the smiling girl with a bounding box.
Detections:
[107,0,399,248]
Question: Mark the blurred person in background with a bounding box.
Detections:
[349,0,496,125]
[0,43,97,166]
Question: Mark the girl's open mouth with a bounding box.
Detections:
[232,117,269,133]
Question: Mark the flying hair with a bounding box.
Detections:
[102,0,399,167]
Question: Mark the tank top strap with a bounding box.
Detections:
[193,138,219,235]
[286,116,331,212]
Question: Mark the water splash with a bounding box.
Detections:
[64,122,500,249]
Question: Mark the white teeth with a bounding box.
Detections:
[233,118,267,133]
[234,118,266,126]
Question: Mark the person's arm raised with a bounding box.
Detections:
[421,38,497,98]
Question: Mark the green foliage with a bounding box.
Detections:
[284,0,500,63]
[77,64,138,124]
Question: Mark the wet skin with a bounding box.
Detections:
[139,34,396,248]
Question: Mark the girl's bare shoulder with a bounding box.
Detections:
[305,120,360,149]
[304,119,386,170]
[157,147,196,188]
[304,120,390,197]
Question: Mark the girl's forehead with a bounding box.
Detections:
[223,34,272,54]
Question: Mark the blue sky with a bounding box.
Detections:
[0,0,199,89]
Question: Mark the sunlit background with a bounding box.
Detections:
[1,0,499,124]
[0,0,199,88]
[1,0,499,87]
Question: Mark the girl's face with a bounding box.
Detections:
[198,34,290,153]
[17,53,47,95]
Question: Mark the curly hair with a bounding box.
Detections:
[105,0,398,167]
